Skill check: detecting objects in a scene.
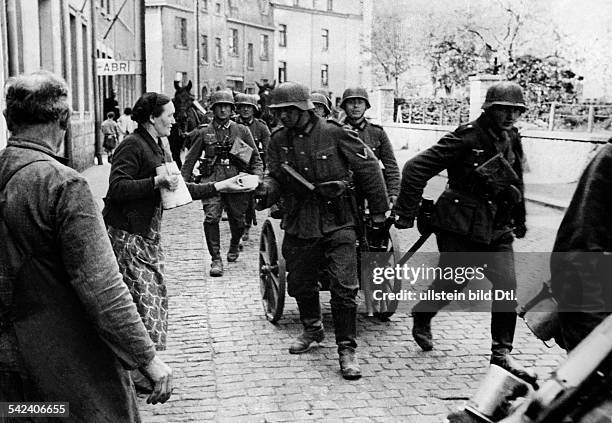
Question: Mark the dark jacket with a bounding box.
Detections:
[0,137,155,422]
[263,113,389,239]
[342,118,401,198]
[181,119,264,184]
[236,116,271,156]
[103,126,216,236]
[393,113,526,244]
[551,142,612,313]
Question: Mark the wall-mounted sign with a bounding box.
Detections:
[96,59,138,76]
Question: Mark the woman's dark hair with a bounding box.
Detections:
[131,92,171,124]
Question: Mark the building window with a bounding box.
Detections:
[201,35,208,62]
[278,61,287,83]
[175,17,187,47]
[215,2,221,14]
[327,0,333,11]
[99,0,110,14]
[247,43,254,69]
[293,0,299,6]
[229,28,238,56]
[279,24,287,47]
[82,24,89,111]
[215,37,222,64]
[321,64,329,87]
[260,34,269,60]
[259,0,270,15]
[321,29,328,51]
[202,0,208,11]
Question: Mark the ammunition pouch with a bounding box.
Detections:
[197,157,216,180]
[315,180,347,199]
[431,188,496,244]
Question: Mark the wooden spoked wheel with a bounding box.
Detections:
[259,218,286,323]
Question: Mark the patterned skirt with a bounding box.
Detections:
[107,208,167,350]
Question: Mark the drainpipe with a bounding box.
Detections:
[91,0,102,164]
[140,0,146,93]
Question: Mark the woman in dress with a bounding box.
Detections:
[103,92,252,390]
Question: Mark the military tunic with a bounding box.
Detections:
[394,112,526,356]
[182,119,264,258]
[262,114,388,316]
[236,116,271,167]
[342,118,401,198]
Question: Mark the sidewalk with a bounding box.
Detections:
[81,161,567,422]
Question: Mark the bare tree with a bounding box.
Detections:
[363,14,413,96]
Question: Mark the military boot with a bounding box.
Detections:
[289,297,324,354]
[338,343,361,380]
[490,312,537,386]
[242,227,250,242]
[332,307,361,380]
[412,313,433,351]
[227,244,240,262]
[209,259,223,277]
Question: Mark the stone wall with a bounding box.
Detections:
[69,117,96,172]
[381,121,610,183]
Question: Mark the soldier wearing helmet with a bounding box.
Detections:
[256,82,389,380]
[182,90,263,277]
[339,87,401,206]
[233,93,271,242]
[393,81,534,383]
[311,92,332,118]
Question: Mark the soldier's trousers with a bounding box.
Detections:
[202,193,250,260]
[412,230,517,355]
[282,228,359,348]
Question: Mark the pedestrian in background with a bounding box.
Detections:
[256,82,389,380]
[182,90,263,277]
[103,91,253,391]
[118,107,138,141]
[101,111,120,163]
[394,81,534,382]
[0,71,173,421]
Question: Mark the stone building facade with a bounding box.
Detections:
[271,0,373,107]
[145,0,275,99]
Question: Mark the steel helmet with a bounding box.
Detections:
[482,82,527,111]
[311,93,331,114]
[209,90,235,108]
[268,82,314,110]
[340,87,370,109]
[234,93,259,111]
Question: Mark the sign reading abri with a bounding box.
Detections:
[96,59,137,76]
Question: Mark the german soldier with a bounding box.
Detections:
[182,90,263,277]
[234,93,271,242]
[256,82,389,380]
[311,92,332,118]
[393,81,533,381]
[339,87,401,206]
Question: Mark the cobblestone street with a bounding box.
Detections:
[83,163,568,422]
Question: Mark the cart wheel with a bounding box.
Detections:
[259,218,286,323]
[372,226,403,320]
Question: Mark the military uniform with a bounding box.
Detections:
[236,116,272,236]
[182,119,263,262]
[236,116,271,168]
[394,112,526,359]
[262,113,388,354]
[341,118,401,199]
